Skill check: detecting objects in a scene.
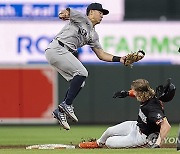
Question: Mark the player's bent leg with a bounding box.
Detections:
[59,75,87,122]
[97,121,136,145]
[65,75,87,105]
[105,126,147,148]
[52,108,70,130]
[46,48,88,123]
[105,135,136,148]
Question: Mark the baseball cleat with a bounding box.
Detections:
[79,141,99,149]
[59,102,78,122]
[52,108,70,130]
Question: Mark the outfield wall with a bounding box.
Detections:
[0,65,179,124]
[0,65,57,124]
[58,65,180,124]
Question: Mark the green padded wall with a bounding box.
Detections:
[58,65,180,124]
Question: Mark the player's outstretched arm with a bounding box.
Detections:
[154,118,171,147]
[92,48,145,66]
[113,89,135,98]
[92,48,125,63]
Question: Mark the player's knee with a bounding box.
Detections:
[105,138,117,148]
[81,69,88,78]
[74,69,88,79]
[107,126,114,132]
[104,127,114,136]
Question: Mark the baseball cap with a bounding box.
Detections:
[86,3,109,15]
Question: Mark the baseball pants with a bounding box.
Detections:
[97,121,147,148]
[45,39,88,82]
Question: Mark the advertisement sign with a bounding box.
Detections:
[0,21,180,64]
[95,22,180,64]
[0,65,57,124]
[0,0,124,21]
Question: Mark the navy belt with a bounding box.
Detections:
[57,40,74,53]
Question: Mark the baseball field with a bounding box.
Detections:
[0,124,179,154]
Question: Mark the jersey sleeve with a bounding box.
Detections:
[147,104,165,125]
[89,31,102,49]
[69,9,88,24]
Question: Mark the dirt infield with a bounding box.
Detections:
[0,144,176,149]
[161,144,176,148]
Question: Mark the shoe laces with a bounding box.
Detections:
[58,112,67,122]
[66,105,74,113]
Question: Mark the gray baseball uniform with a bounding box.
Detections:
[45,9,102,82]
[47,3,110,130]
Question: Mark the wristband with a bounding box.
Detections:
[112,56,121,62]
[128,89,135,97]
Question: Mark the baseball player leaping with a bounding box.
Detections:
[45,3,144,130]
[79,79,176,148]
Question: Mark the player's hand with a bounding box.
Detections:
[113,90,129,98]
[151,144,160,148]
[59,10,70,20]
[120,56,126,64]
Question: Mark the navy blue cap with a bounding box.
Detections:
[86,3,109,15]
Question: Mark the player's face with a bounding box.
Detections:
[131,87,137,97]
[92,10,103,24]
[132,89,142,102]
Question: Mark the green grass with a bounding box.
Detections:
[0,148,178,154]
[0,125,108,145]
[0,124,179,153]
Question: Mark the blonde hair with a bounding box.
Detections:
[131,79,155,102]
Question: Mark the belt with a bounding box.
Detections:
[137,125,146,136]
[57,40,74,53]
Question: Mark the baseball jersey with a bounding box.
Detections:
[137,97,165,136]
[55,9,102,52]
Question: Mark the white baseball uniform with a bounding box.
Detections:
[97,97,165,148]
[97,121,147,148]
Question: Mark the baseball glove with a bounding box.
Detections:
[124,50,145,67]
